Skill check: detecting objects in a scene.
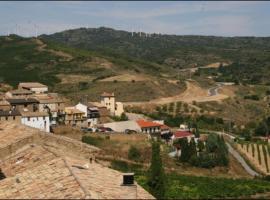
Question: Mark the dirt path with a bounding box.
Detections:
[124,80,228,106]
[34,39,73,61]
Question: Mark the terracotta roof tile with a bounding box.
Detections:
[174,131,193,138]
[136,119,162,128]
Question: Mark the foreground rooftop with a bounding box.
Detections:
[0,122,154,199]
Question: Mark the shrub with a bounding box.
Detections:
[168,103,174,113]
[252,143,255,157]
[197,140,205,152]
[244,95,260,101]
[257,144,262,165]
[128,146,141,161]
[82,135,104,146]
[263,145,269,172]
[111,160,129,172]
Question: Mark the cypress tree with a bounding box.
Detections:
[189,137,197,158]
[216,135,229,166]
[179,137,190,162]
[147,141,165,199]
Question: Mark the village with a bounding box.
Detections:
[0,82,197,145]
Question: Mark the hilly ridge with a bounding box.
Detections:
[41,27,270,85]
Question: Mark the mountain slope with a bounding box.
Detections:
[41,27,270,67]
[0,35,185,101]
[41,27,270,85]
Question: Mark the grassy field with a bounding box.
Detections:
[55,79,186,102]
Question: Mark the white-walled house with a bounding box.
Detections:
[100,92,124,117]
[18,82,48,94]
[75,103,88,118]
[75,102,100,127]
[21,112,50,133]
[115,102,124,117]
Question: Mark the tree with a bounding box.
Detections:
[197,140,205,152]
[189,138,197,159]
[179,137,190,162]
[147,141,165,199]
[120,113,128,121]
[192,123,200,138]
[216,136,229,166]
[128,146,141,161]
[255,122,268,136]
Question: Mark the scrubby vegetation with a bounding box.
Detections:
[175,133,228,168]
[42,27,270,86]
[136,173,270,199]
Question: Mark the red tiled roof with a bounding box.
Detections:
[101,92,115,97]
[174,131,193,138]
[136,120,162,128]
[160,124,170,130]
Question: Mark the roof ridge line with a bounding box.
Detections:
[41,145,91,198]
[62,157,92,199]
[41,145,98,199]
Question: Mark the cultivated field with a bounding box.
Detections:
[237,142,270,175]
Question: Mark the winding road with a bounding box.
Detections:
[204,130,261,177]
[208,83,223,96]
[226,142,260,177]
[124,81,228,106]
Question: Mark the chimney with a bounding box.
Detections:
[122,173,134,185]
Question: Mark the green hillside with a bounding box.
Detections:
[0,34,184,101]
[41,27,270,84]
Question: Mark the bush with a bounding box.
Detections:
[82,135,104,146]
[257,144,262,165]
[111,160,129,172]
[128,146,141,161]
[263,145,269,172]
[252,143,255,157]
[244,95,259,101]
[111,160,143,173]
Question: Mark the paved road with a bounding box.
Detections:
[208,83,223,96]
[226,142,260,177]
[202,129,260,177]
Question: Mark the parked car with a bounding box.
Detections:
[98,127,114,133]
[81,127,93,133]
[105,127,113,132]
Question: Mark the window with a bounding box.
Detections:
[43,116,45,120]
[27,117,30,121]
[13,116,16,120]
[5,116,8,121]
[24,104,27,108]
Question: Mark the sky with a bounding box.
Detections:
[0,1,270,37]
